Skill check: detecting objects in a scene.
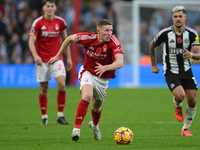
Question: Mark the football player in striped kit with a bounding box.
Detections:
[150,6,200,136]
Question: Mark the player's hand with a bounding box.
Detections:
[48,56,59,65]
[151,65,159,73]
[183,48,193,59]
[34,55,42,66]
[66,58,73,71]
[94,62,106,77]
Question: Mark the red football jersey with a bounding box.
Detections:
[29,15,67,62]
[75,32,123,79]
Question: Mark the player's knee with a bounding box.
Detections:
[188,99,197,108]
[175,94,185,102]
[82,93,93,102]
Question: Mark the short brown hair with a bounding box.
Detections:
[96,19,113,28]
[43,0,56,6]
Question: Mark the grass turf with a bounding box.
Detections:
[0,87,200,150]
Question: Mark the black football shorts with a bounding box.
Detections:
[165,69,198,92]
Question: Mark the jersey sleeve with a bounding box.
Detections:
[110,34,123,55]
[60,19,67,32]
[29,19,39,36]
[153,29,166,46]
[192,33,200,46]
[75,32,93,45]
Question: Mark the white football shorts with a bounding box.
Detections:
[78,66,109,101]
[36,60,66,82]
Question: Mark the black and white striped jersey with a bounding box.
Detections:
[153,26,200,75]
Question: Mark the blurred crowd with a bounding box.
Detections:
[0,0,125,64]
[1,0,200,65]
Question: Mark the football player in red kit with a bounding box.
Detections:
[29,0,72,125]
[49,19,123,141]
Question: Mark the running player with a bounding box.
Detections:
[150,6,200,136]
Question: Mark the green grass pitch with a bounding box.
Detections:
[0,87,200,150]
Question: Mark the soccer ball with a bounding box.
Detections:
[114,127,133,144]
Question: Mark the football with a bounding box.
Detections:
[114,127,133,144]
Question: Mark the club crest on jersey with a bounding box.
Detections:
[170,83,175,89]
[55,24,59,30]
[184,38,189,44]
[103,44,107,52]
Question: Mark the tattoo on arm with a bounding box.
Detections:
[149,40,157,65]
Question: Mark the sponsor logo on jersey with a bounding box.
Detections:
[86,50,108,59]
[88,46,94,50]
[41,31,49,37]
[41,26,46,30]
[169,48,185,54]
[41,31,60,37]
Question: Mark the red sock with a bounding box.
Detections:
[57,91,66,112]
[39,94,47,115]
[91,109,102,125]
[74,99,89,129]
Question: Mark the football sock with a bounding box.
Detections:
[173,97,183,108]
[57,91,66,115]
[58,112,63,118]
[182,105,196,131]
[91,109,102,125]
[74,99,89,129]
[39,94,48,116]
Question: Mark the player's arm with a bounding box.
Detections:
[29,35,42,66]
[60,30,72,71]
[95,53,123,78]
[48,34,77,65]
[183,46,200,60]
[149,40,159,73]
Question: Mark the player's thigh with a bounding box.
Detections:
[51,60,66,79]
[81,84,93,102]
[36,63,51,82]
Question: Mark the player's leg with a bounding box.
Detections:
[39,82,49,125]
[55,75,70,125]
[89,97,103,140]
[181,89,197,136]
[172,85,185,122]
[88,76,108,140]
[165,73,184,122]
[51,60,69,125]
[36,63,51,125]
[72,84,93,141]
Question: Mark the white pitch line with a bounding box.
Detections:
[0,121,183,124]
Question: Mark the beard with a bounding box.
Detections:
[175,23,182,28]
